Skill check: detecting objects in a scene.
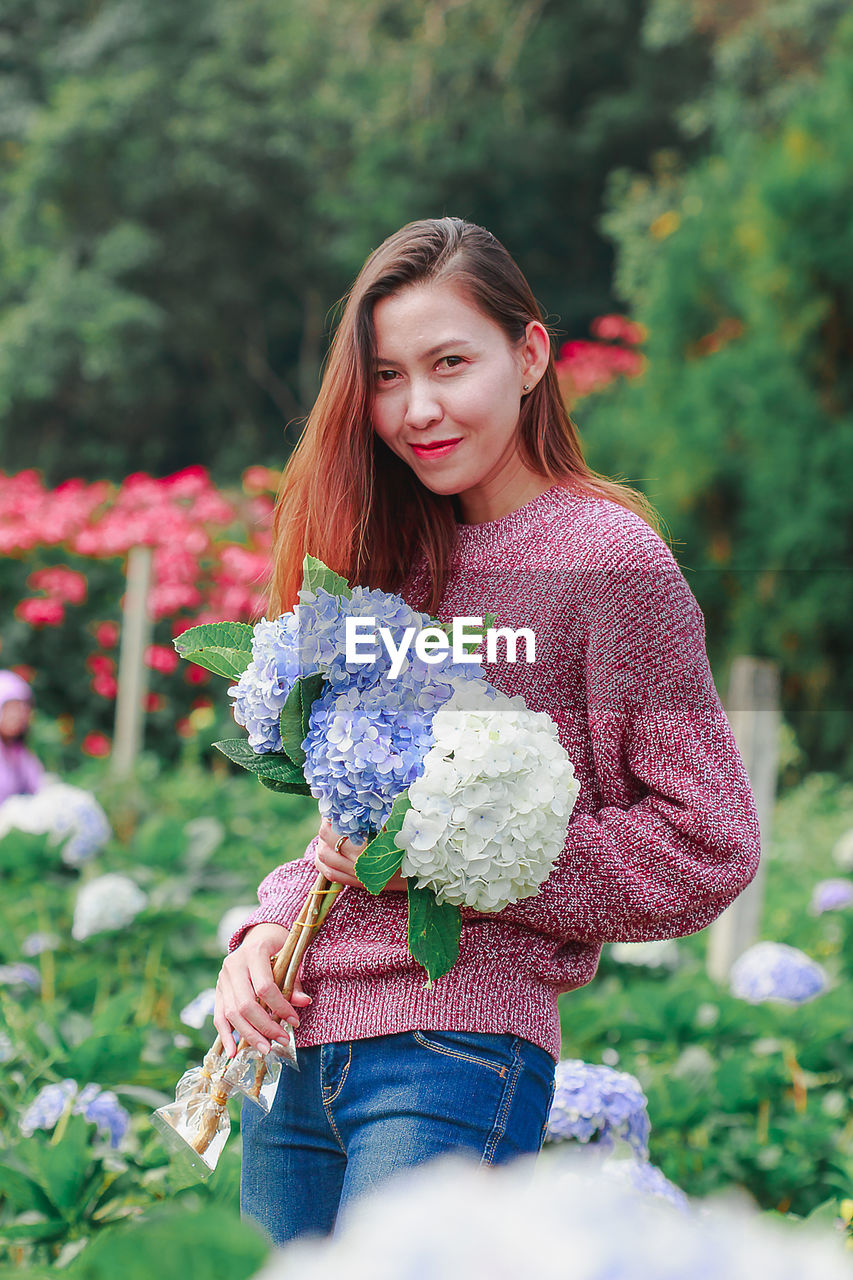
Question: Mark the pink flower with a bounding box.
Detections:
[91,673,118,699]
[15,598,66,627]
[160,465,210,497]
[27,566,88,605]
[589,315,646,345]
[86,654,116,678]
[82,732,111,758]
[94,621,120,649]
[145,644,180,674]
[242,466,281,495]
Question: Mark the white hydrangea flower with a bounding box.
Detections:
[72,874,148,941]
[609,940,681,970]
[217,904,257,952]
[179,988,217,1029]
[0,782,110,866]
[831,826,853,871]
[394,683,579,913]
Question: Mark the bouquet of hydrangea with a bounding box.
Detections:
[152,556,579,1177]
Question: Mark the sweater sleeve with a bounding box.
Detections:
[489,520,761,946]
[228,834,323,952]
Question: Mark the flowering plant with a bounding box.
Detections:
[177,554,578,987]
[155,554,578,1176]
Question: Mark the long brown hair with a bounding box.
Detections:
[266,216,666,616]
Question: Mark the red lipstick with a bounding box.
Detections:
[411,439,462,460]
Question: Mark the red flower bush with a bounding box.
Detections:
[1,464,275,761]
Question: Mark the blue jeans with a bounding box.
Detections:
[240,1029,557,1245]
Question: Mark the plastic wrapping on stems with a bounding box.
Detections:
[151,872,342,1178]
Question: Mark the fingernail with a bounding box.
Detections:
[259,1040,271,1054]
[304,996,312,1004]
[287,1015,299,1027]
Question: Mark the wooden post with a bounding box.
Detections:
[706,656,781,983]
[111,545,154,779]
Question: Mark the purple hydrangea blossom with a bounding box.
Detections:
[544,1059,651,1158]
[0,963,40,990]
[729,941,828,1006]
[19,1078,129,1148]
[809,878,853,915]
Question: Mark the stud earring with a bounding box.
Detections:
[523,383,530,392]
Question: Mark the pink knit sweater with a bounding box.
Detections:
[230,482,761,1063]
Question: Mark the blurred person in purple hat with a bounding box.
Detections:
[0,669,45,805]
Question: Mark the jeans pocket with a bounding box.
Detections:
[411,1029,517,1078]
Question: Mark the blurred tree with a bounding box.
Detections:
[582,0,853,774]
[0,0,714,480]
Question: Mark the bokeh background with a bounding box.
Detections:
[1,1,852,1274]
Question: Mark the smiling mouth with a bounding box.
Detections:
[410,438,462,452]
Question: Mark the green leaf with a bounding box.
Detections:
[257,774,312,795]
[407,885,461,988]
[301,554,352,600]
[354,791,411,894]
[172,622,255,679]
[279,681,307,766]
[0,1158,55,1216]
[63,1203,269,1280]
[299,671,324,739]
[278,672,325,767]
[214,739,303,781]
[25,1115,93,1216]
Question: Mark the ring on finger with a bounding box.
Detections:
[334,834,347,855]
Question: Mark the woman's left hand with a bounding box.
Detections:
[315,817,408,892]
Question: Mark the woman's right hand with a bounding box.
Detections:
[214,922,313,1057]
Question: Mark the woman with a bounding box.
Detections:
[0,670,44,805]
[214,217,760,1243]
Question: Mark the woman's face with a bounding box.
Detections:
[0,699,32,740]
[370,279,550,522]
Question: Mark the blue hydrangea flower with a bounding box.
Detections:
[19,1079,129,1148]
[303,671,494,839]
[729,941,828,1005]
[300,586,440,689]
[809,878,853,915]
[22,932,60,957]
[229,613,304,752]
[180,988,217,1029]
[0,963,40,990]
[544,1059,651,1158]
[19,1079,79,1135]
[229,586,486,756]
[75,1083,130,1148]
